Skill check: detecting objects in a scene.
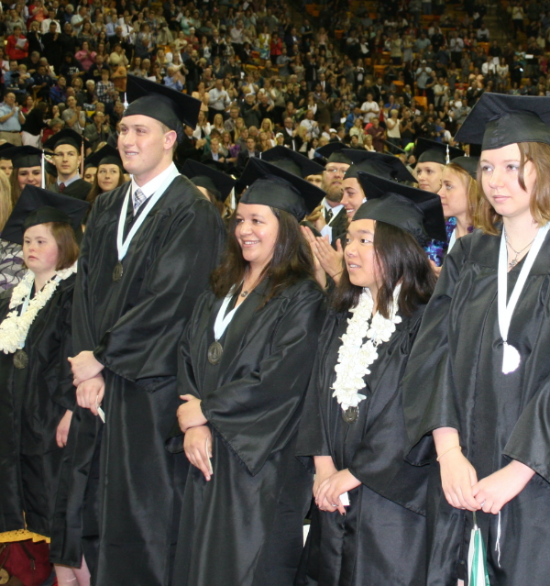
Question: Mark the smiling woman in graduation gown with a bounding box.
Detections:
[170,158,326,586]
[0,187,87,550]
[403,95,550,585]
[295,173,443,586]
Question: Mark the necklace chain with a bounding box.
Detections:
[504,231,535,268]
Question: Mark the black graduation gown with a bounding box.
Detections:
[0,275,75,539]
[50,179,92,201]
[403,229,550,585]
[49,176,226,586]
[295,307,428,586]
[169,278,326,586]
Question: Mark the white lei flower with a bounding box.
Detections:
[332,284,402,411]
[0,264,77,354]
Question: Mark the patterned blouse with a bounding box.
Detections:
[0,239,25,291]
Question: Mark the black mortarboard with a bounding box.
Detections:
[123,75,201,139]
[0,146,43,168]
[2,185,89,245]
[354,171,446,242]
[344,150,415,183]
[43,128,90,152]
[317,142,352,165]
[450,156,479,179]
[260,146,324,178]
[238,158,325,221]
[454,94,550,150]
[415,138,464,164]
[0,142,15,157]
[84,144,123,169]
[181,159,235,202]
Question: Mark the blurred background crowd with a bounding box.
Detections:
[0,0,545,168]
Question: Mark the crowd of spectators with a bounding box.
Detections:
[0,0,548,168]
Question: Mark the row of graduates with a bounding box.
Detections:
[1,74,550,586]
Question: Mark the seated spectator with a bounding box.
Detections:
[49,76,68,105]
[75,41,96,72]
[60,52,85,84]
[366,117,386,152]
[61,95,85,134]
[83,110,112,151]
[96,69,117,113]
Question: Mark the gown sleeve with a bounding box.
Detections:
[201,286,326,476]
[92,198,225,383]
[294,313,340,472]
[402,236,469,465]
[47,286,76,411]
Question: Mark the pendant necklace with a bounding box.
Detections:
[504,232,535,269]
[498,224,550,374]
[208,283,246,365]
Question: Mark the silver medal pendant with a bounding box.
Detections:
[502,342,521,374]
[13,349,28,369]
[208,341,223,365]
[342,406,358,424]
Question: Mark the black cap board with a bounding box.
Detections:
[238,158,325,221]
[0,146,43,169]
[2,185,90,245]
[344,149,415,183]
[454,94,550,150]
[123,75,201,139]
[415,138,465,165]
[43,128,90,152]
[317,142,352,165]
[260,146,324,178]
[450,156,479,179]
[0,142,15,157]
[84,144,123,169]
[181,159,235,202]
[354,171,446,242]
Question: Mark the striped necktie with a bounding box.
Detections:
[133,187,146,214]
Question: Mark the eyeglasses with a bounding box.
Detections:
[325,167,346,175]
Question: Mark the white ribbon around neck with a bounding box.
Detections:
[213,287,243,341]
[498,223,550,374]
[116,173,176,262]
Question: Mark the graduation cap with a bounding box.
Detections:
[84,144,123,170]
[354,171,446,243]
[123,75,201,138]
[344,150,415,183]
[454,94,550,150]
[450,156,479,179]
[181,159,235,202]
[43,128,90,153]
[238,158,325,221]
[2,185,90,245]
[414,138,464,165]
[0,146,43,169]
[0,142,15,158]
[260,146,324,178]
[316,142,352,165]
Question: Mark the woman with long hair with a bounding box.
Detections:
[0,186,90,586]
[296,173,441,586]
[7,146,44,207]
[171,158,326,586]
[404,94,550,585]
[85,146,125,208]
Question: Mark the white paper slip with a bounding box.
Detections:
[97,406,105,423]
[340,492,350,506]
[206,437,213,475]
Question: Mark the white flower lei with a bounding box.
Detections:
[0,264,77,354]
[332,284,402,411]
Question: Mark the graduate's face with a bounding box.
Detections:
[341,177,366,220]
[415,162,444,193]
[0,159,13,177]
[53,145,80,180]
[97,164,121,192]
[118,115,177,185]
[438,167,470,221]
[84,166,97,183]
[480,143,536,222]
[345,219,382,294]
[17,166,42,189]
[23,223,59,277]
[235,203,279,272]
